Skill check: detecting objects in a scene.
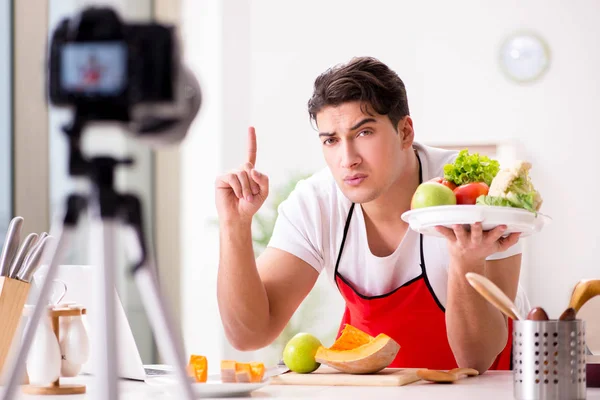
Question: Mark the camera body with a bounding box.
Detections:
[47,6,200,148]
[48,7,178,122]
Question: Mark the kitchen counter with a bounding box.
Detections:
[3,372,600,400]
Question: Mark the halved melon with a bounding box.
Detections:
[315,324,399,374]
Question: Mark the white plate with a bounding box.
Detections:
[146,374,270,398]
[401,205,552,238]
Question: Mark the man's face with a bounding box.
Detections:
[316,101,413,204]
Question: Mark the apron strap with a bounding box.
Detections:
[334,203,355,290]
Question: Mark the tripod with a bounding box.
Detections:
[2,117,195,400]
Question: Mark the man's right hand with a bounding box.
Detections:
[215,126,269,224]
[215,127,319,351]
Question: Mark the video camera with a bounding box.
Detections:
[47,6,201,147]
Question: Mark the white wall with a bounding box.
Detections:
[180,0,600,366]
[179,0,226,372]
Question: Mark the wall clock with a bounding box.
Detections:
[499,32,551,83]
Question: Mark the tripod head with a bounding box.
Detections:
[62,113,133,184]
[60,114,150,277]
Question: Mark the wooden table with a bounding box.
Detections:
[4,372,600,399]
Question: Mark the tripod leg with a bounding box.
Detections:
[1,217,79,399]
[88,216,120,400]
[121,195,195,400]
[134,270,196,399]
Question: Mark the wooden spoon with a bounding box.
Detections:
[568,280,600,313]
[558,307,577,321]
[527,307,550,321]
[416,368,479,383]
[465,272,524,320]
[558,280,600,321]
[450,368,479,378]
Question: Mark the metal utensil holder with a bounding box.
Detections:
[513,320,587,400]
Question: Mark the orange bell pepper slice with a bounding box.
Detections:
[187,355,208,383]
[249,362,265,382]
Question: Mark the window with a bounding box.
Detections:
[0,1,11,242]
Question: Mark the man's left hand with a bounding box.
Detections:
[435,222,521,264]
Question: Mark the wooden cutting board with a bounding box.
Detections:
[269,367,423,386]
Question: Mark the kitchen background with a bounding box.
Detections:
[4,0,599,373]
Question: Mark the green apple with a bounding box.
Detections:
[411,182,457,209]
[282,333,322,374]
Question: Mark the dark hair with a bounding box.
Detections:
[308,57,410,130]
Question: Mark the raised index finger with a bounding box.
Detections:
[247,126,257,166]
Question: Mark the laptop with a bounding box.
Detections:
[32,264,175,381]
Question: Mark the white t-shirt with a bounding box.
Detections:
[268,142,530,313]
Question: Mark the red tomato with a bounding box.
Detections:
[429,177,457,191]
[454,182,489,205]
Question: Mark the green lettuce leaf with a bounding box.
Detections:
[443,149,500,186]
[507,174,536,196]
[476,194,537,215]
[509,176,525,191]
[476,195,514,208]
[507,192,536,213]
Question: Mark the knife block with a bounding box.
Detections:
[0,276,30,380]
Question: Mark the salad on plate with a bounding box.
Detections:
[412,149,543,213]
[404,149,549,237]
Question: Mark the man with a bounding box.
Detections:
[215,57,527,373]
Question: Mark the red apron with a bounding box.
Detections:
[333,153,512,370]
